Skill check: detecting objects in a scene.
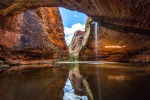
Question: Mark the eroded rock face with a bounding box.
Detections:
[0,0,149,62]
[0,7,69,64]
[0,0,149,35]
[79,18,150,62]
[69,30,84,56]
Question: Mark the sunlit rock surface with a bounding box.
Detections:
[79,18,150,62]
[69,30,84,56]
[0,0,149,62]
[0,7,69,64]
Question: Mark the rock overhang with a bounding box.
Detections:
[1,0,148,35]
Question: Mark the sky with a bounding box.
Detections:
[59,7,87,45]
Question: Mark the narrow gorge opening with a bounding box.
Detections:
[0,1,150,100]
[59,7,87,46]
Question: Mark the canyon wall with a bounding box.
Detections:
[0,0,149,36]
[69,30,84,57]
[78,18,150,62]
[0,7,69,64]
[0,0,149,62]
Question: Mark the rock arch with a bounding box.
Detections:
[0,0,149,35]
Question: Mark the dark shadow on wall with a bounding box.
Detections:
[100,22,150,36]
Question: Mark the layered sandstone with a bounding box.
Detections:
[0,0,149,62]
[0,0,149,35]
[0,7,69,65]
[78,18,150,62]
[69,30,84,56]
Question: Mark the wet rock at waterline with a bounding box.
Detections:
[78,18,150,62]
[0,7,69,65]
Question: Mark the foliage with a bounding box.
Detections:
[70,54,78,62]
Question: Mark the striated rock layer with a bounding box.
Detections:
[0,7,69,64]
[78,18,150,62]
[0,0,149,35]
[69,30,84,56]
[0,0,149,62]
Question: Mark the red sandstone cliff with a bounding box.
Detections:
[0,0,149,62]
[0,0,149,35]
[69,30,84,57]
[78,18,150,62]
[0,7,69,65]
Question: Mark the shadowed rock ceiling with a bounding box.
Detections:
[0,0,150,35]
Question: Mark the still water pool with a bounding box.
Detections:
[0,62,150,100]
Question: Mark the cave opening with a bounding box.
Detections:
[0,1,150,100]
[59,7,87,46]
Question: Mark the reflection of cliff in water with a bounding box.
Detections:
[79,63,150,100]
[63,63,94,100]
[0,64,70,100]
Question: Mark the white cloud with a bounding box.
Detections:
[73,15,78,18]
[64,23,85,45]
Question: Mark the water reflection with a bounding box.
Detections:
[0,63,150,100]
[63,78,87,100]
[0,64,70,100]
[79,63,150,100]
[108,75,129,81]
[63,63,93,100]
[96,66,102,100]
